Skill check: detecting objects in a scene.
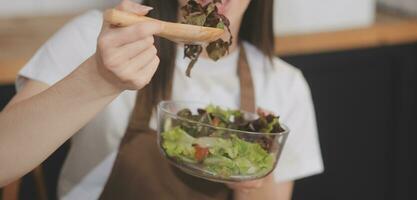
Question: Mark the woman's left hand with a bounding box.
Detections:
[227,174,294,200]
[227,108,277,196]
[226,176,267,191]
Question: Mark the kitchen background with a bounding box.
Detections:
[1,0,416,200]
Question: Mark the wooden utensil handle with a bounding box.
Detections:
[103,9,225,44]
[104,9,160,27]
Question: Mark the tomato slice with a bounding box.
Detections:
[194,145,209,161]
[212,117,221,126]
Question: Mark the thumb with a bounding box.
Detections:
[257,107,274,116]
[117,0,153,16]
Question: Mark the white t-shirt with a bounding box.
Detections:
[17,10,324,200]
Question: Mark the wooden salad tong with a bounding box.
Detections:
[104,9,225,44]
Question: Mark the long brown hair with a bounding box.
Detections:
[138,0,274,115]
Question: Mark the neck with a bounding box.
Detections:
[227,17,242,55]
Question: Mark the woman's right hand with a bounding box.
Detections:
[95,0,162,91]
[0,0,163,187]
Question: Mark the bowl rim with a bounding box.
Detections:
[157,100,290,136]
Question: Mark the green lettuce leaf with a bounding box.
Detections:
[162,127,275,177]
[204,156,238,177]
[197,137,238,159]
[232,136,274,173]
[162,127,197,163]
[197,135,274,176]
[205,104,242,123]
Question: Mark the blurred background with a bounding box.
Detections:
[1,0,416,199]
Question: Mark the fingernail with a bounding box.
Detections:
[136,5,153,12]
[143,6,153,11]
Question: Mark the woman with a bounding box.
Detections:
[0,0,323,199]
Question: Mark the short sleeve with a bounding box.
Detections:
[274,70,324,182]
[16,10,103,91]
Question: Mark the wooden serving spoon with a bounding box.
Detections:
[103,9,225,44]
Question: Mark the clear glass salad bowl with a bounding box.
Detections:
[157,101,290,183]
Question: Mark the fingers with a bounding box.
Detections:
[106,37,154,64]
[95,0,161,91]
[257,107,274,116]
[120,46,158,74]
[105,21,162,47]
[117,0,153,15]
[117,56,160,90]
[135,56,160,85]
[227,174,275,193]
[227,179,264,191]
[100,0,162,47]
[101,0,152,33]
[107,45,158,90]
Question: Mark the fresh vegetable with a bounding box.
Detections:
[181,0,233,77]
[194,145,210,161]
[162,127,197,163]
[161,105,285,178]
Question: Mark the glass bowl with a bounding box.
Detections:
[157,101,289,183]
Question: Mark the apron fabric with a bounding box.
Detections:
[99,45,256,200]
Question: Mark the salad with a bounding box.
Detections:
[160,105,285,178]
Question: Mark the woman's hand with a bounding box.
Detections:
[228,174,294,200]
[0,0,163,187]
[227,108,291,199]
[227,107,272,191]
[95,0,162,92]
[226,172,268,193]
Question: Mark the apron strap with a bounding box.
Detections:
[237,45,256,113]
[125,44,256,142]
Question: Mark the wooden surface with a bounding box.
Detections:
[0,15,74,84]
[1,12,417,84]
[275,13,417,56]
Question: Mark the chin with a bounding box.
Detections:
[192,0,232,15]
[222,1,250,28]
[215,0,230,15]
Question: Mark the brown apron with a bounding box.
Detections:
[99,45,256,200]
